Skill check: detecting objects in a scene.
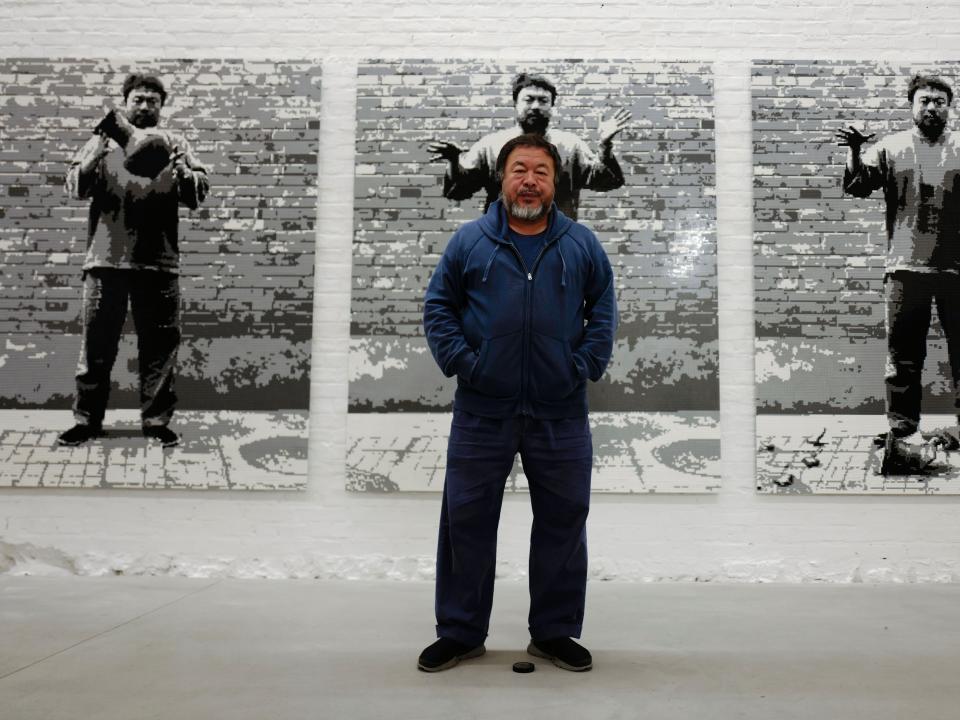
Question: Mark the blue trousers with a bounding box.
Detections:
[435,410,592,647]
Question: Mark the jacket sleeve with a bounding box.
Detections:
[572,137,625,193]
[65,135,106,200]
[572,234,618,382]
[173,136,210,210]
[843,142,886,198]
[442,139,490,201]
[423,232,478,380]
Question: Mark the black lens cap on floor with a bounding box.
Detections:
[512,661,535,673]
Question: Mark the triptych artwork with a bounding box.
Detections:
[2,58,958,493]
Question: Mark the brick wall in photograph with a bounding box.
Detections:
[0,58,321,408]
[753,60,960,413]
[352,59,718,411]
[753,60,940,341]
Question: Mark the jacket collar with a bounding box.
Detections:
[477,198,573,246]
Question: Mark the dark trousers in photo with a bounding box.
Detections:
[885,270,960,434]
[435,409,592,647]
[73,268,180,429]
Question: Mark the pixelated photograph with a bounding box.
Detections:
[350,59,719,493]
[0,58,321,490]
[754,60,960,494]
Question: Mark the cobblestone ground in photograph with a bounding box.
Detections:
[347,412,720,493]
[0,410,307,490]
[756,414,960,494]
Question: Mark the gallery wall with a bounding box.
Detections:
[2,0,959,582]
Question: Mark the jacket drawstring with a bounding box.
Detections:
[557,243,567,289]
[481,245,500,283]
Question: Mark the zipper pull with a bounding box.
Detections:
[527,272,532,281]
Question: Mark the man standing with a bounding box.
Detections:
[838,74,960,472]
[419,134,617,672]
[58,73,209,448]
[427,72,631,220]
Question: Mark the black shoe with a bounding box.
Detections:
[57,424,104,446]
[880,432,935,476]
[874,426,918,447]
[143,426,180,448]
[880,431,907,475]
[527,637,592,672]
[417,637,485,672]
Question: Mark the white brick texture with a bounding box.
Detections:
[2,0,960,582]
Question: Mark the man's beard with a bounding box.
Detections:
[518,112,549,135]
[508,200,547,221]
[916,114,946,139]
[128,112,159,129]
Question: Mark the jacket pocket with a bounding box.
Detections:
[469,331,522,399]
[529,332,579,402]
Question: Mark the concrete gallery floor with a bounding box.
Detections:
[2,577,959,720]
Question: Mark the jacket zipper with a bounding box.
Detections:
[504,243,531,413]
[504,238,557,415]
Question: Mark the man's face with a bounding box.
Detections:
[124,86,163,128]
[501,145,556,222]
[514,86,554,134]
[912,86,950,136]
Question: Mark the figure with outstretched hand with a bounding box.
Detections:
[429,72,630,220]
[840,74,960,473]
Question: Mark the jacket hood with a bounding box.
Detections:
[477,198,574,245]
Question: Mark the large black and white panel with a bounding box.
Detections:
[0,59,321,490]
[754,60,960,493]
[351,59,719,493]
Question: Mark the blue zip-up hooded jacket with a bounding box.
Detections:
[423,198,618,419]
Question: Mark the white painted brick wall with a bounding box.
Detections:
[2,0,960,582]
